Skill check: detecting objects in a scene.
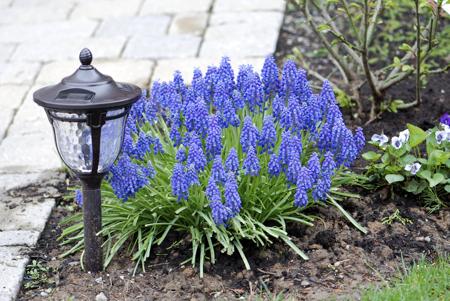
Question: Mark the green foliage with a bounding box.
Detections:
[23,260,52,289]
[359,256,450,301]
[381,209,412,225]
[363,123,450,212]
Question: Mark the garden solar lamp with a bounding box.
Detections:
[33,48,141,272]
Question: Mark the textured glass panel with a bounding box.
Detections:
[98,109,126,173]
[52,114,93,173]
[51,109,126,174]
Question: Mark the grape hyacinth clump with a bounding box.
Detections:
[69,57,366,272]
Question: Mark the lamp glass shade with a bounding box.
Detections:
[52,109,126,174]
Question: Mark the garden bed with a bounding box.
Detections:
[18,2,450,301]
[18,180,449,300]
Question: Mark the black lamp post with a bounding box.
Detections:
[33,48,141,272]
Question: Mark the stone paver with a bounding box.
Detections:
[0,231,40,247]
[0,247,29,301]
[124,35,201,59]
[0,0,285,299]
[11,36,126,62]
[214,0,285,12]
[169,13,208,36]
[140,0,212,14]
[0,62,41,85]
[97,15,171,37]
[0,20,98,43]
[0,85,29,139]
[70,0,142,19]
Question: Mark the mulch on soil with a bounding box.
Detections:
[17,182,450,301]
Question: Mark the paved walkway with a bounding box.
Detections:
[0,0,285,299]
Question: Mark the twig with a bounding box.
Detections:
[415,0,422,105]
[303,0,355,82]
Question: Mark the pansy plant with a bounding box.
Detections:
[363,117,450,212]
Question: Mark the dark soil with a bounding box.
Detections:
[17,179,450,300]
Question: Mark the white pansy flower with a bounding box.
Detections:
[404,162,421,175]
[435,130,447,144]
[391,136,403,149]
[371,134,389,146]
[399,129,410,143]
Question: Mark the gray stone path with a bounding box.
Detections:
[0,0,285,299]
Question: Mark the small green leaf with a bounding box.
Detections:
[428,173,445,188]
[385,174,405,184]
[445,185,450,193]
[407,123,428,147]
[429,150,450,166]
[362,151,381,161]
[317,24,331,32]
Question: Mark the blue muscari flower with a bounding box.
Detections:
[204,66,218,101]
[243,146,260,176]
[272,94,284,120]
[237,64,253,93]
[336,128,355,166]
[268,153,281,177]
[213,80,229,110]
[144,99,158,124]
[206,177,221,201]
[225,148,239,173]
[294,185,308,207]
[287,95,303,133]
[109,155,149,201]
[218,56,235,94]
[243,72,264,112]
[186,164,200,186]
[170,125,182,147]
[185,98,209,136]
[289,134,303,158]
[171,163,189,201]
[210,200,231,226]
[286,152,301,184]
[220,97,240,128]
[296,69,312,103]
[211,155,226,183]
[192,68,207,100]
[232,90,245,109]
[280,106,291,130]
[142,161,156,179]
[307,152,320,183]
[176,146,187,162]
[318,122,333,151]
[187,140,206,172]
[126,114,138,134]
[132,132,153,160]
[280,60,298,98]
[122,127,134,155]
[279,130,291,166]
[259,115,276,153]
[261,56,279,96]
[152,137,163,154]
[75,189,83,207]
[312,175,331,201]
[224,172,241,216]
[173,71,187,97]
[206,115,223,159]
[354,127,365,154]
[322,151,336,177]
[320,80,336,108]
[240,116,259,153]
[297,166,313,190]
